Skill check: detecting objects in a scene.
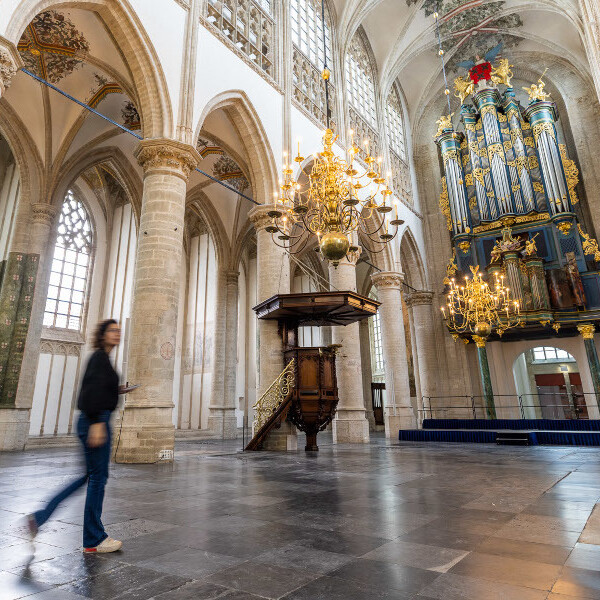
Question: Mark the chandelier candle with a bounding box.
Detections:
[442,265,522,417]
[267,128,403,266]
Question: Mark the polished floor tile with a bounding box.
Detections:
[2,436,600,599]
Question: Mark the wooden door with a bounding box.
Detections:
[371,383,385,425]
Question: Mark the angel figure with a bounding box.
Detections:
[454,76,474,104]
[457,44,503,90]
[523,71,550,102]
[434,113,454,138]
[491,58,514,87]
[523,233,539,256]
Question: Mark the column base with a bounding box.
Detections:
[333,410,370,443]
[114,406,175,464]
[0,408,29,451]
[262,421,298,451]
[385,408,416,437]
[208,408,238,439]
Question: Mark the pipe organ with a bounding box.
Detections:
[436,62,600,336]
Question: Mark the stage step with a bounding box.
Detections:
[496,432,529,446]
[398,429,600,446]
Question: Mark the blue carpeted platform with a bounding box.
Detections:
[399,424,600,446]
[422,418,600,431]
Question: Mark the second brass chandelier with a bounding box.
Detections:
[266,0,404,266]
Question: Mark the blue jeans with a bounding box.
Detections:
[33,412,111,548]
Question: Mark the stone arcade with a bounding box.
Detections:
[2,0,600,598]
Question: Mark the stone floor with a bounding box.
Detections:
[2,434,600,599]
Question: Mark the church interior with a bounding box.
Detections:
[2,0,600,597]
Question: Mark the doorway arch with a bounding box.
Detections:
[512,346,587,420]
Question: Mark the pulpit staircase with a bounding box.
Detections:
[245,359,296,451]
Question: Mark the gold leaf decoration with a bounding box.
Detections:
[559,144,580,205]
[439,176,452,231]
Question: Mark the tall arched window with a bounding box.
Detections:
[386,84,412,202]
[345,30,380,160]
[291,0,335,126]
[368,290,384,376]
[43,190,92,330]
[386,86,405,161]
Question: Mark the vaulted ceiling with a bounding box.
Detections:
[333,0,586,122]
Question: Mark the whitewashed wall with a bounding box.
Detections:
[101,203,137,377]
[177,232,217,430]
[0,161,18,261]
[29,198,133,437]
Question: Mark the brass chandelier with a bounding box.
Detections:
[266,0,404,266]
[442,265,521,342]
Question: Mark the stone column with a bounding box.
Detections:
[0,203,56,450]
[581,0,600,103]
[329,250,369,443]
[207,269,239,437]
[248,204,296,451]
[0,38,20,99]
[405,291,437,424]
[115,139,199,463]
[473,335,496,419]
[578,324,600,411]
[371,271,415,436]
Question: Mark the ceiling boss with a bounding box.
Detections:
[265,0,403,267]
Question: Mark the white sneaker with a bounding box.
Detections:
[83,537,122,553]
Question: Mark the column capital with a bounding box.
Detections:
[134,138,200,180]
[0,38,22,96]
[344,245,362,266]
[225,270,239,285]
[472,335,487,348]
[578,323,596,339]
[248,204,276,232]
[405,290,435,308]
[31,203,57,227]
[371,270,404,291]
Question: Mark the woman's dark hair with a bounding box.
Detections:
[93,319,118,350]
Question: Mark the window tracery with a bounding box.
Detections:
[291,0,335,127]
[386,86,406,161]
[385,85,412,203]
[369,291,384,375]
[206,0,275,79]
[345,32,377,128]
[44,191,92,331]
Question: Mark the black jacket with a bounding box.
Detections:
[77,349,119,423]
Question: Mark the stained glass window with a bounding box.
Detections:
[43,190,92,330]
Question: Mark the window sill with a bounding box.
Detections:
[41,327,85,345]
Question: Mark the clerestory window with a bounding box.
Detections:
[291,0,335,126]
[43,190,92,331]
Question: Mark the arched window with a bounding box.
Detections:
[532,347,576,362]
[369,290,384,375]
[291,0,335,126]
[386,86,406,161]
[206,0,275,78]
[345,30,380,161]
[345,32,377,128]
[386,84,412,202]
[43,190,92,330]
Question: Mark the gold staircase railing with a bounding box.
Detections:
[245,359,296,451]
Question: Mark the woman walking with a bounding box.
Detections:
[27,319,132,553]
